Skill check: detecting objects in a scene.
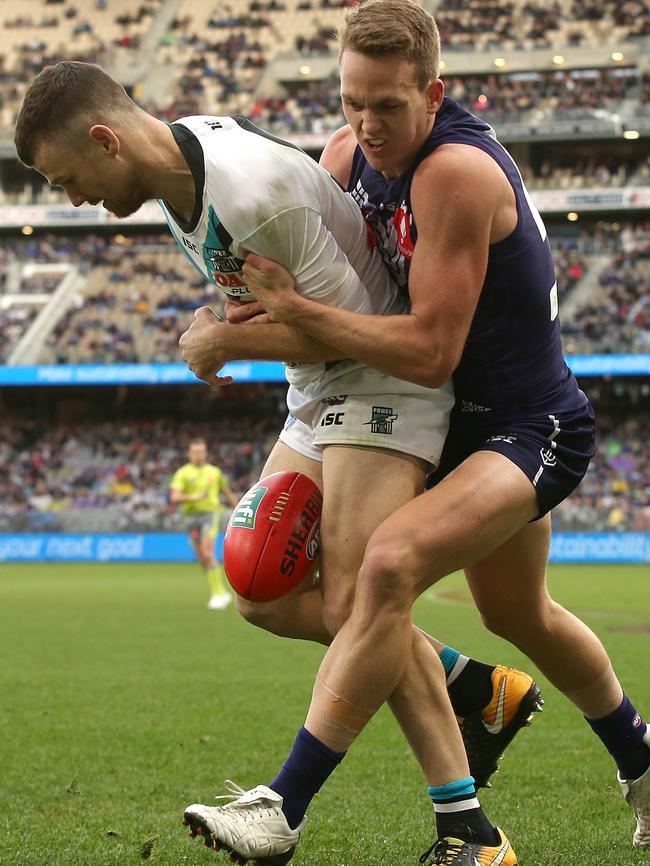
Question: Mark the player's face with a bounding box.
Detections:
[33,138,149,218]
[340,50,443,179]
[188,443,208,466]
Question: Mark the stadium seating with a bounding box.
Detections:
[436,0,650,52]
[0,392,646,533]
[1,0,649,545]
[0,0,160,132]
[0,404,285,532]
[0,233,227,364]
[6,225,642,364]
[553,411,650,532]
[0,304,39,362]
[1,0,649,139]
[561,222,650,354]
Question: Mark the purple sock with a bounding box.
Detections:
[269,726,346,829]
[586,694,650,780]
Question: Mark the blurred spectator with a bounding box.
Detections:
[0,406,285,532]
[562,222,650,354]
[554,412,650,531]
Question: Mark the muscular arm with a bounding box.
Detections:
[221,479,238,509]
[207,318,344,364]
[246,146,506,388]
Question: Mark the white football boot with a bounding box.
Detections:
[618,728,650,848]
[207,593,232,611]
[184,781,306,864]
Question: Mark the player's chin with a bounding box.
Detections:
[104,199,145,219]
[360,148,390,173]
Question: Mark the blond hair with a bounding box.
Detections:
[339,0,440,88]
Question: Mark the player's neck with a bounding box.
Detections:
[141,119,197,221]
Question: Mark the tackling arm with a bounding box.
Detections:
[243,147,501,388]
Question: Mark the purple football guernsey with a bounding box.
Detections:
[347,97,588,424]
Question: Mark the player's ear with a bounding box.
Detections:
[88,124,120,155]
[426,79,444,116]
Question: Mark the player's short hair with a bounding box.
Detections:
[189,438,207,448]
[338,0,441,89]
[14,61,136,166]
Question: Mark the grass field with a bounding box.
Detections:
[1,562,649,866]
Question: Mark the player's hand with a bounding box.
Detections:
[179,306,235,388]
[242,254,303,323]
[224,298,274,325]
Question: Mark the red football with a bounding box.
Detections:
[223,471,322,602]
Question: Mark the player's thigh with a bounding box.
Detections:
[463,514,552,628]
[262,438,323,490]
[319,444,427,620]
[362,450,540,602]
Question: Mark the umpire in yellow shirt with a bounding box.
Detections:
[170,438,238,609]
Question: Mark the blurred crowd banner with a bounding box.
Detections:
[549,533,650,563]
[0,362,287,385]
[1,355,649,385]
[0,533,222,562]
[0,533,649,563]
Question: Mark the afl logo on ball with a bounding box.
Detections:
[306,518,321,561]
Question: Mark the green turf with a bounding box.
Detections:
[1,563,649,865]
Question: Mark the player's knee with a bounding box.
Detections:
[235,594,298,638]
[356,536,415,618]
[321,587,355,636]
[236,595,276,632]
[479,594,555,642]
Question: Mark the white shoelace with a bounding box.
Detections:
[214,780,280,823]
[214,779,248,803]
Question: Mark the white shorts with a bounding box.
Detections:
[279,366,453,467]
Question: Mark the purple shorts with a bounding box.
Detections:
[427,399,596,518]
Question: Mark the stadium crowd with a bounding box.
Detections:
[435,0,650,51]
[0,305,39,362]
[0,397,647,534]
[4,223,649,362]
[0,394,285,534]
[0,0,648,548]
[443,67,642,123]
[554,410,650,532]
[1,0,649,138]
[3,143,647,207]
[562,221,650,355]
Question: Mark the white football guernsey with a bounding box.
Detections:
[157,114,407,392]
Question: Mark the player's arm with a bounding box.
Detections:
[179,306,345,386]
[221,477,238,509]
[180,202,378,383]
[244,146,500,388]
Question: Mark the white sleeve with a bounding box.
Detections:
[236,207,375,315]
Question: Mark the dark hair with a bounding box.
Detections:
[339,0,440,89]
[14,61,135,166]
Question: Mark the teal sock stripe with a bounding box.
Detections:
[439,645,461,675]
[428,777,476,801]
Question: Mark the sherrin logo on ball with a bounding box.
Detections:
[223,471,322,602]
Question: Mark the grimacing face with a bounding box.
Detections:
[339,49,442,180]
[188,443,208,466]
[33,135,149,218]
